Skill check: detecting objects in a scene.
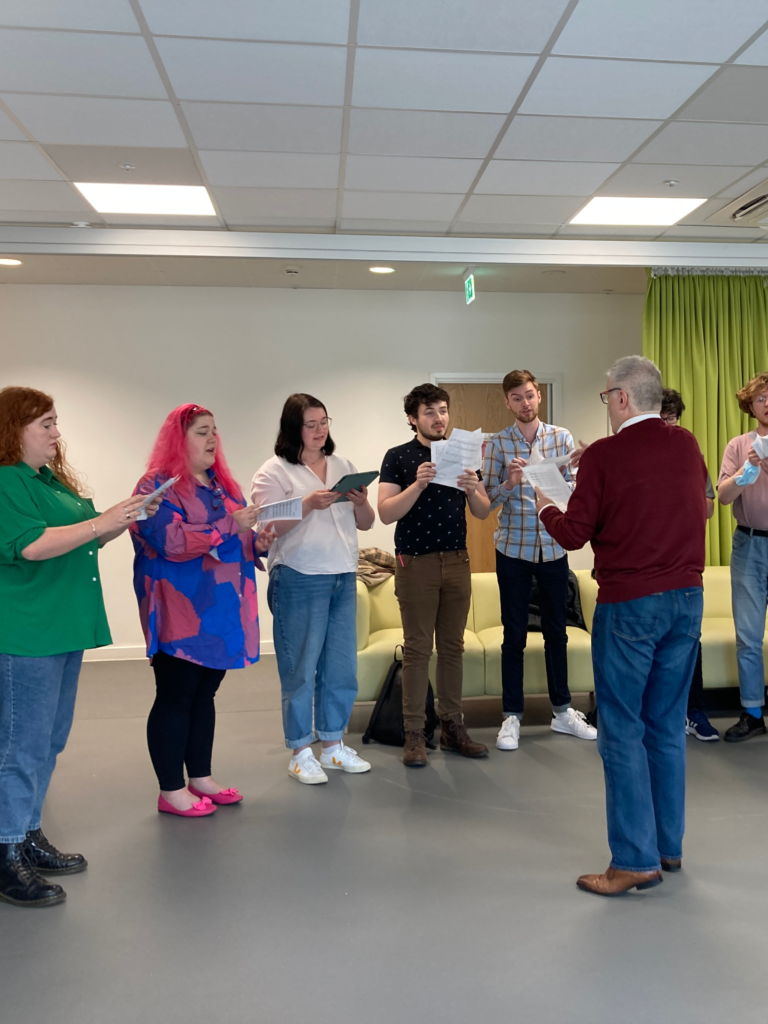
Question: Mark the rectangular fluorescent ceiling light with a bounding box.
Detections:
[571,197,706,226]
[74,183,216,216]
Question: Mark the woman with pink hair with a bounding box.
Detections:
[131,404,274,817]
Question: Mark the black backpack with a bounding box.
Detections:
[362,646,440,748]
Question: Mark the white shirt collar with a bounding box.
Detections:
[617,413,661,434]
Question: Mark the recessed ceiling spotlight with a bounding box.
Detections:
[73,183,216,216]
[571,197,706,226]
[369,266,395,274]
[119,163,136,171]
[71,221,91,228]
[0,258,22,266]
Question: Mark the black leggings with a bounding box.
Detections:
[148,651,226,791]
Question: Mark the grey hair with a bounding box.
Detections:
[607,355,663,413]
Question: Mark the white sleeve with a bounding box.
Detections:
[251,459,291,507]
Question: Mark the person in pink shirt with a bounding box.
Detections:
[717,372,768,742]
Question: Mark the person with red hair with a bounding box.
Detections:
[0,386,158,909]
[131,404,274,817]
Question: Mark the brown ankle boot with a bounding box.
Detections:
[403,730,428,767]
[440,715,489,758]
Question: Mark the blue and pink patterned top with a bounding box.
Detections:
[130,471,264,670]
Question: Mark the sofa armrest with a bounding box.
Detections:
[356,580,371,651]
[573,569,598,633]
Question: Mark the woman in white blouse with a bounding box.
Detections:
[251,394,375,784]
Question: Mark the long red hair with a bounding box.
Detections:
[0,386,88,497]
[145,404,242,500]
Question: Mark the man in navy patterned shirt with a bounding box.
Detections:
[484,370,596,752]
[379,383,491,767]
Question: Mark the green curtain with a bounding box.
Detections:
[642,272,768,565]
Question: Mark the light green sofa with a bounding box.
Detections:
[355,566,749,702]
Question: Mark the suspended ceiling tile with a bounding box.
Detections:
[212,186,338,221]
[496,115,663,162]
[676,66,768,124]
[341,190,462,220]
[200,151,340,189]
[718,168,768,199]
[0,209,94,224]
[352,49,538,113]
[635,121,768,165]
[596,163,755,197]
[0,0,140,32]
[476,159,617,196]
[521,57,716,118]
[452,222,556,236]
[227,220,336,232]
[347,109,506,160]
[0,109,25,142]
[357,0,570,52]
[141,0,351,44]
[553,0,768,62]
[338,217,452,233]
[43,145,202,185]
[0,29,166,98]
[0,142,60,180]
[1,95,187,147]
[182,103,344,154]
[735,29,768,64]
[0,179,90,211]
[156,38,347,105]
[675,198,731,223]
[98,213,220,227]
[458,193,587,224]
[344,155,482,193]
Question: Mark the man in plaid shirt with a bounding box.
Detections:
[483,369,596,751]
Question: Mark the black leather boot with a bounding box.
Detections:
[0,842,66,907]
[23,829,87,875]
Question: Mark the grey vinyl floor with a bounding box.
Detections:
[2,656,767,1024]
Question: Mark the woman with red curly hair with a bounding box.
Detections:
[0,386,158,909]
[131,404,274,818]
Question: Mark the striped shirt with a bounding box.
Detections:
[484,421,575,562]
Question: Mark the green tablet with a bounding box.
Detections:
[331,470,380,501]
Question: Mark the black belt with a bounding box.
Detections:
[737,525,768,538]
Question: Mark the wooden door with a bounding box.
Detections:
[441,381,550,572]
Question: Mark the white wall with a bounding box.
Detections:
[1,284,643,657]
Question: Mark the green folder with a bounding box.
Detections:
[331,470,379,501]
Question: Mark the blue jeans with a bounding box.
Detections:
[591,588,702,872]
[267,566,358,749]
[730,528,768,708]
[0,651,83,843]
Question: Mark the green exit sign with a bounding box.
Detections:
[464,273,475,304]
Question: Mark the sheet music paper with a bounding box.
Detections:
[256,497,303,522]
[521,462,572,510]
[430,428,483,490]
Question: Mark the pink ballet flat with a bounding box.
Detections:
[157,794,217,817]
[188,785,243,806]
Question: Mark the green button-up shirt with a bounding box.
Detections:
[0,463,112,656]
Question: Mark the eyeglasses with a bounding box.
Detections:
[303,418,332,430]
[599,388,623,405]
[754,395,768,406]
[211,484,224,510]
[660,415,679,425]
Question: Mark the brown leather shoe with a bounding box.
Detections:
[403,730,428,767]
[661,858,681,872]
[439,715,489,758]
[576,866,663,896]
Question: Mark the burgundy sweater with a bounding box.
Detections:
[540,419,706,604]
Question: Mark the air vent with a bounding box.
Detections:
[705,177,768,227]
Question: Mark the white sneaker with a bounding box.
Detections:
[496,716,520,750]
[288,748,328,784]
[551,708,597,740]
[319,743,372,774]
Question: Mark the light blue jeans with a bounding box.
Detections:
[0,651,83,843]
[267,566,358,749]
[591,588,702,872]
[730,528,768,707]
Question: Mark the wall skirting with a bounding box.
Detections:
[83,640,275,663]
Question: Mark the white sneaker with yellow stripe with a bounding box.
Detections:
[319,743,371,774]
[288,748,328,785]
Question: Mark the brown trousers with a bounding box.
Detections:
[394,550,472,731]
